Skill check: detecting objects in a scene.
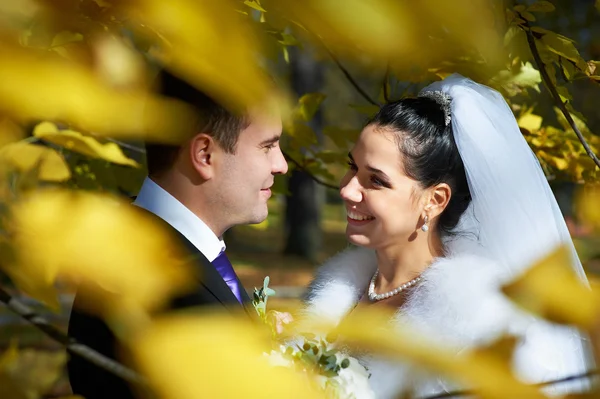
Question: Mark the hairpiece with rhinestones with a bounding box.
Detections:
[418,90,452,127]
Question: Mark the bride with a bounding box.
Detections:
[303,74,594,398]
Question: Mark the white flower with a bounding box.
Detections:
[333,357,375,399]
[263,345,293,368]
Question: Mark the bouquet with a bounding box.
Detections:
[253,277,375,399]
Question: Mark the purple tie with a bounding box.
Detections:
[211,251,243,303]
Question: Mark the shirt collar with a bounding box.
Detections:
[133,177,225,262]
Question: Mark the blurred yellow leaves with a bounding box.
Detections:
[0,43,195,143]
[0,342,67,399]
[265,0,502,74]
[33,122,139,167]
[0,141,70,182]
[577,185,600,230]
[4,189,195,319]
[318,308,546,399]
[130,313,324,399]
[129,0,275,113]
[502,245,600,329]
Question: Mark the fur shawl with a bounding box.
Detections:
[303,245,592,399]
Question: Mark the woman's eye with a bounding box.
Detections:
[371,176,383,187]
[347,161,358,171]
[370,176,390,188]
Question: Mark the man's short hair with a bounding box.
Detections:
[145,71,249,177]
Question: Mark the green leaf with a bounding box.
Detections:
[521,11,536,21]
[561,59,577,81]
[278,33,299,46]
[503,26,521,47]
[244,0,266,12]
[494,62,541,95]
[528,1,555,13]
[541,32,588,70]
[264,288,276,297]
[286,122,318,148]
[323,126,360,148]
[514,5,526,12]
[51,31,83,48]
[282,46,290,64]
[530,26,553,35]
[263,276,270,289]
[556,85,572,103]
[297,93,326,121]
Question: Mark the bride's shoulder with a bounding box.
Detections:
[399,250,517,346]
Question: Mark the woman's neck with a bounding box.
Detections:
[375,233,445,291]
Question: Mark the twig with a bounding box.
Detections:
[421,369,598,399]
[282,151,338,190]
[383,63,391,103]
[0,286,147,388]
[323,47,380,107]
[524,26,600,170]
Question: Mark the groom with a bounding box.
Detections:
[67,71,288,399]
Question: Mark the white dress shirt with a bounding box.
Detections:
[133,177,225,262]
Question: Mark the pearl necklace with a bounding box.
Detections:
[368,271,422,302]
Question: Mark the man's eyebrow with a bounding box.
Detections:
[260,135,281,146]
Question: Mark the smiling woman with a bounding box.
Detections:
[303,74,594,399]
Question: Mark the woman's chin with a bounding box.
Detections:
[346,232,373,248]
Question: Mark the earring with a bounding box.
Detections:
[421,215,429,232]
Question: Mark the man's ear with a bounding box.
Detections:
[189,133,216,180]
[425,183,452,219]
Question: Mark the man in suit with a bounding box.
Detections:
[67,71,288,398]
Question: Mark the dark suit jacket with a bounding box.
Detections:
[67,217,253,399]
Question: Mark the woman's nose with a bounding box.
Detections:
[339,174,362,203]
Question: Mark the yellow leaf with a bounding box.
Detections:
[502,245,600,329]
[307,307,547,399]
[33,122,139,167]
[0,117,26,147]
[518,113,543,132]
[576,184,600,229]
[244,0,267,12]
[297,93,326,121]
[130,313,324,399]
[5,189,196,324]
[0,141,70,182]
[131,0,279,113]
[0,345,67,399]
[528,1,556,13]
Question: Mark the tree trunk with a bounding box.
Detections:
[284,48,324,262]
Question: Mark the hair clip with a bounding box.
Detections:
[418,90,452,126]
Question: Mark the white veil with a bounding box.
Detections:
[420,74,594,392]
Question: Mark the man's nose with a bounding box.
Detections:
[272,147,288,175]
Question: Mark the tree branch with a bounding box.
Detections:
[524,26,600,170]
[0,286,148,388]
[422,369,598,399]
[323,47,380,107]
[282,151,339,190]
[383,63,391,103]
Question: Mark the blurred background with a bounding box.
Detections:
[0,0,599,397]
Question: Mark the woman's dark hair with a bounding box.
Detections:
[366,97,471,235]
